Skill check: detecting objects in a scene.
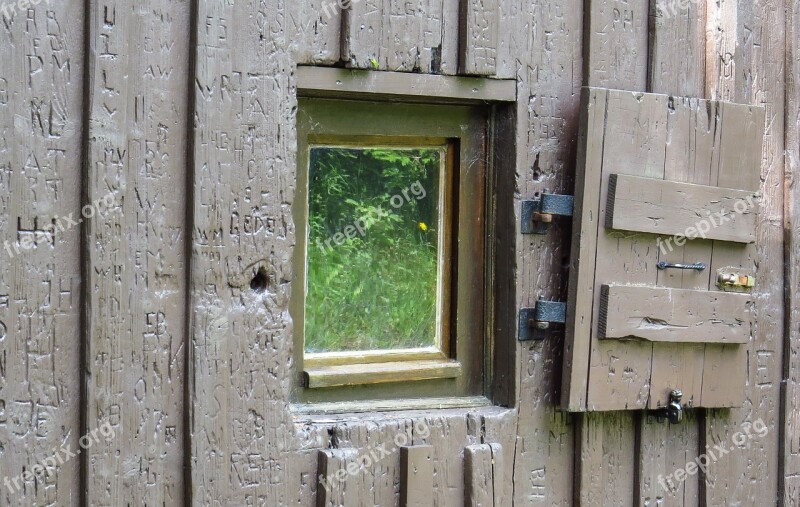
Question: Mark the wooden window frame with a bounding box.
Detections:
[290,68,517,409]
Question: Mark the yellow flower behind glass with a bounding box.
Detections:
[418,222,428,231]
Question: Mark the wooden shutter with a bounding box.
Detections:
[561,88,764,412]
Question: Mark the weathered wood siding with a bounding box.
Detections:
[0,0,795,505]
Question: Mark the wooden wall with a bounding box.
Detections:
[0,0,796,505]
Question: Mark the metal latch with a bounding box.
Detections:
[521,192,574,234]
[519,300,567,341]
[654,389,685,424]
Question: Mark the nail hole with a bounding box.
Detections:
[250,267,269,293]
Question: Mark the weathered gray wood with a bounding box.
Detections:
[296,66,516,103]
[648,0,706,95]
[317,448,361,507]
[514,0,583,504]
[83,0,189,503]
[705,0,737,101]
[190,1,297,504]
[586,90,669,411]
[607,174,758,243]
[600,285,752,345]
[0,2,83,505]
[343,0,458,74]
[459,0,498,76]
[400,446,433,507]
[785,0,800,503]
[464,443,496,506]
[561,87,608,411]
[585,0,649,90]
[705,0,784,504]
[289,0,342,65]
[577,413,636,506]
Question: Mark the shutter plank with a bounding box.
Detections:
[400,446,434,507]
[600,285,752,344]
[607,174,758,243]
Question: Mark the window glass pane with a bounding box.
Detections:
[305,147,444,353]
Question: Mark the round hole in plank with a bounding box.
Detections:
[250,267,269,293]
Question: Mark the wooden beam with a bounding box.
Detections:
[296,67,516,103]
[304,360,462,389]
[606,174,759,243]
[600,285,753,344]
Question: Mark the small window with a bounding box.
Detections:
[305,145,451,355]
[291,95,502,406]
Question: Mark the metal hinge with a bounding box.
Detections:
[521,192,575,234]
[518,300,567,341]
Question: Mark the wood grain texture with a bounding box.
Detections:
[578,5,653,506]
[464,443,504,506]
[317,448,361,507]
[704,0,784,504]
[343,0,459,74]
[400,445,433,507]
[785,0,800,503]
[705,0,737,101]
[459,0,498,76]
[513,0,583,505]
[600,285,753,345]
[585,0,649,90]
[586,90,669,411]
[648,0,706,95]
[607,174,759,243]
[0,2,84,505]
[83,1,190,504]
[289,0,342,65]
[189,1,298,504]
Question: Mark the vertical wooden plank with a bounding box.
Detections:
[585,0,649,90]
[648,0,706,95]
[288,0,342,65]
[705,0,737,101]
[702,102,764,408]
[464,444,494,506]
[83,0,189,503]
[704,0,785,504]
[578,2,650,505]
[459,0,498,76]
[514,0,583,505]
[317,448,361,507]
[413,415,469,506]
[343,0,458,74]
[638,96,709,506]
[0,1,83,505]
[400,446,433,507]
[576,413,636,506]
[562,87,608,412]
[784,0,800,503]
[190,0,297,504]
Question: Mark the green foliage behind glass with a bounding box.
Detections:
[305,147,442,352]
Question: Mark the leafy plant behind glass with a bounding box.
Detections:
[306,147,442,353]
